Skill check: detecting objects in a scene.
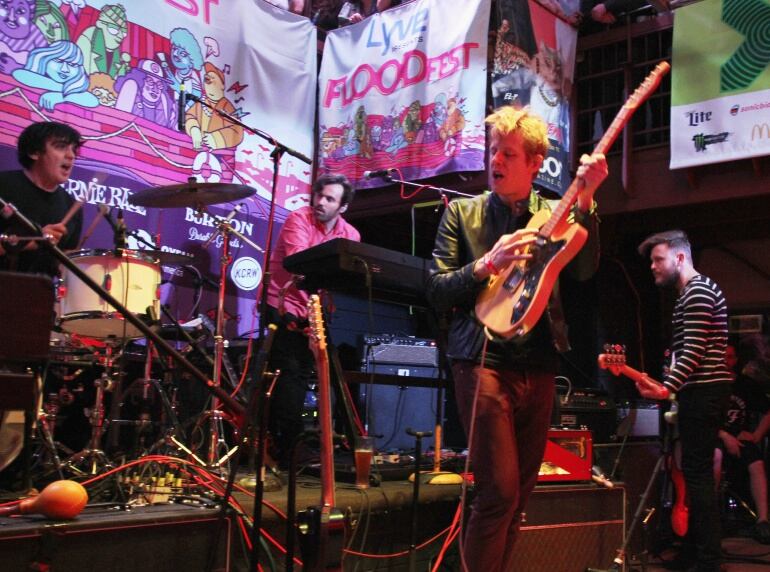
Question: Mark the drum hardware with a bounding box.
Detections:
[128,178,256,210]
[64,345,121,475]
[1,197,248,465]
[131,188,261,471]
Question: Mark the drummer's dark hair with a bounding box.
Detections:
[18,121,84,169]
[313,173,355,207]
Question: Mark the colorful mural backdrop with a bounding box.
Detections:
[491,0,579,196]
[0,0,318,336]
[670,0,770,169]
[317,0,491,189]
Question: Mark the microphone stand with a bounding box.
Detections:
[186,93,312,571]
[374,172,476,201]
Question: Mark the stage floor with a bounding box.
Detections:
[0,472,768,571]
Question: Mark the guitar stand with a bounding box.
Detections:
[587,414,675,572]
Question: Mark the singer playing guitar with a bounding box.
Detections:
[636,230,732,572]
[426,106,607,572]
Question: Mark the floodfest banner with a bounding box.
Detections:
[491,0,579,196]
[670,0,770,169]
[317,0,490,188]
[0,0,318,336]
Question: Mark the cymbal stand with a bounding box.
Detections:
[65,345,120,475]
[196,211,262,473]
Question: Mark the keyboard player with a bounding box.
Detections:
[264,173,360,468]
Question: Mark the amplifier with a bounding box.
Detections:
[556,389,617,444]
[616,400,661,438]
[362,334,438,367]
[361,363,439,379]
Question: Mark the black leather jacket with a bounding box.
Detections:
[426,191,599,365]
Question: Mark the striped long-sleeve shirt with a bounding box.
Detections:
[664,274,732,393]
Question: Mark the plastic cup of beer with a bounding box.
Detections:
[354,436,374,489]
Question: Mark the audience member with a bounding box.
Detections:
[715,341,770,544]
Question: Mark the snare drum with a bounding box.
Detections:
[59,249,160,339]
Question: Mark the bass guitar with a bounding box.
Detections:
[598,345,688,537]
[297,295,346,571]
[476,62,670,339]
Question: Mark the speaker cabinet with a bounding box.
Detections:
[0,504,235,571]
[508,485,625,572]
[361,384,437,451]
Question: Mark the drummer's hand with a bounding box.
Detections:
[473,229,538,281]
[38,222,69,249]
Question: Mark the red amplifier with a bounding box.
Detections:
[538,429,592,482]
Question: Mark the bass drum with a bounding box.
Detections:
[58,249,160,339]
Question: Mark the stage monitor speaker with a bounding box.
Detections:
[508,485,625,572]
[0,504,235,571]
[361,383,437,451]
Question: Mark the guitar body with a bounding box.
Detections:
[475,62,670,341]
[476,210,587,339]
[669,454,689,537]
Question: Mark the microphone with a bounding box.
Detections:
[591,465,614,489]
[184,92,202,103]
[115,208,127,250]
[202,203,243,248]
[363,169,393,179]
[102,206,120,234]
[177,85,187,133]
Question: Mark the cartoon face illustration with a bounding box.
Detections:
[45,53,81,83]
[95,4,127,51]
[91,85,116,106]
[203,63,225,101]
[1,0,35,40]
[36,11,66,43]
[142,72,165,103]
[171,43,193,74]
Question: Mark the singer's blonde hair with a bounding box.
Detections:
[485,106,549,161]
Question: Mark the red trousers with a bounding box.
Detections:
[452,362,555,572]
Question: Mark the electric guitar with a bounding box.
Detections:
[297,295,346,571]
[476,62,671,339]
[597,345,689,537]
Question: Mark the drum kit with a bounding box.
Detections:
[37,179,259,477]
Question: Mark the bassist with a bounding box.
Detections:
[425,105,607,572]
[636,230,732,572]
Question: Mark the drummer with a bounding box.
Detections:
[0,121,84,278]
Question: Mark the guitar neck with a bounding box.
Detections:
[317,355,336,508]
[541,61,670,239]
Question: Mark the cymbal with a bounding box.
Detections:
[130,181,255,208]
[143,249,194,266]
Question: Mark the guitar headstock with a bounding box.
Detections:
[624,61,671,112]
[307,294,327,356]
[598,343,627,376]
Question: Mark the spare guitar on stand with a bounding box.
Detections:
[476,61,671,339]
[296,295,346,571]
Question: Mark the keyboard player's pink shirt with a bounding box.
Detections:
[265,206,360,320]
